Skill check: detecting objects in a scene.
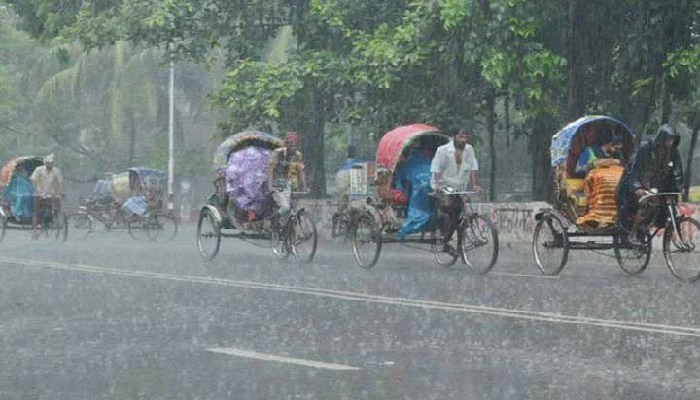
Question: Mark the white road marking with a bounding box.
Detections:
[2,255,700,338]
[492,271,560,279]
[205,347,360,371]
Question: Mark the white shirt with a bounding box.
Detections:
[30,165,63,196]
[430,141,478,191]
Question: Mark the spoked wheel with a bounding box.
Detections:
[146,213,178,242]
[291,211,318,265]
[614,231,652,276]
[196,208,221,261]
[0,215,7,243]
[69,212,93,240]
[127,216,149,241]
[461,215,499,274]
[533,213,569,276]
[431,230,459,268]
[663,217,700,282]
[351,213,382,269]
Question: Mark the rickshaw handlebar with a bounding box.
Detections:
[638,191,681,205]
[429,191,478,197]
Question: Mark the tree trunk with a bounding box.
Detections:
[296,83,327,197]
[505,93,510,148]
[660,77,672,123]
[309,89,327,197]
[530,117,554,201]
[683,122,699,201]
[291,0,325,197]
[566,0,582,119]
[487,90,497,201]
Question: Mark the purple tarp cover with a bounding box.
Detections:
[226,146,272,215]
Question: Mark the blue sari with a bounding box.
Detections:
[3,174,34,219]
[395,150,434,239]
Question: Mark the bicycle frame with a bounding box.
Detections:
[432,190,480,230]
[636,192,691,248]
[79,204,126,229]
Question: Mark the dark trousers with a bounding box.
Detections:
[33,196,60,228]
[436,194,464,239]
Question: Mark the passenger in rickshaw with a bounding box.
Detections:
[121,175,148,218]
[30,154,63,237]
[394,138,434,239]
[143,177,163,210]
[268,132,307,225]
[430,128,480,248]
[575,134,625,229]
[575,134,624,176]
[2,163,34,221]
[617,124,684,235]
[89,179,115,209]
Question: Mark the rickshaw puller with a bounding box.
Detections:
[617,124,684,238]
[268,132,307,227]
[30,154,63,237]
[430,128,481,250]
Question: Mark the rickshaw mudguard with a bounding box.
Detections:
[350,203,383,225]
[200,205,224,225]
[534,208,572,227]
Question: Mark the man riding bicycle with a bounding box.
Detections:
[268,132,307,226]
[430,128,481,251]
[617,124,684,240]
[30,154,63,238]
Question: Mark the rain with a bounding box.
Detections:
[1,1,700,399]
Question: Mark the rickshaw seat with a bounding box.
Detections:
[563,178,585,195]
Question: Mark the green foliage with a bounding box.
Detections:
[217,59,304,125]
[665,47,700,78]
[5,0,700,197]
[440,0,473,30]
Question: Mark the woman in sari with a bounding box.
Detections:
[576,135,625,229]
[3,165,34,220]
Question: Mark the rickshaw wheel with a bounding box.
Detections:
[127,216,149,241]
[291,211,318,265]
[461,215,499,274]
[0,215,7,243]
[69,212,93,240]
[614,231,651,276]
[196,208,221,261]
[432,232,459,268]
[148,212,178,242]
[351,213,382,269]
[533,213,569,276]
[663,217,700,282]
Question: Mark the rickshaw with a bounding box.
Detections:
[533,115,700,281]
[331,158,374,241]
[348,124,499,271]
[196,131,318,264]
[70,167,178,241]
[0,156,67,241]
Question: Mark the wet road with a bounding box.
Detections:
[2,226,700,399]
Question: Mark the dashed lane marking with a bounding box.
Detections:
[205,347,360,371]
